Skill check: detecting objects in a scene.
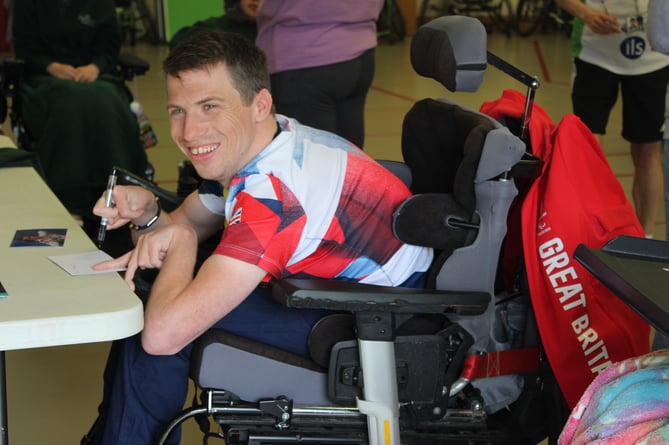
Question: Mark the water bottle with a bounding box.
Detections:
[130,101,158,148]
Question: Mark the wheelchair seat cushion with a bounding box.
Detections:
[191,329,331,404]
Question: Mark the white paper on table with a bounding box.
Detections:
[48,250,126,276]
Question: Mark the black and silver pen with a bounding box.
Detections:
[97,168,117,248]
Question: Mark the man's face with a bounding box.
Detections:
[166,63,259,186]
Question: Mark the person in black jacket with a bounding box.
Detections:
[12,0,149,220]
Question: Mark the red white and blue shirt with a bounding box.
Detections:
[199,116,433,285]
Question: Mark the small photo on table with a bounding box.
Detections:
[10,228,67,247]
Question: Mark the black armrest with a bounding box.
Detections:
[117,53,150,81]
[272,278,489,316]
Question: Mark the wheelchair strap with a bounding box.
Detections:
[461,347,539,379]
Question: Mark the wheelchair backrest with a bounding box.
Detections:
[395,15,525,296]
[393,17,527,413]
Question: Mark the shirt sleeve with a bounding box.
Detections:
[648,0,669,55]
[213,175,307,279]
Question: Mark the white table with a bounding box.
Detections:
[0,166,144,444]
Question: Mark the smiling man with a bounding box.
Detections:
[85,30,432,444]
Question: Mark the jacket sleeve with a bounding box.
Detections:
[12,0,54,74]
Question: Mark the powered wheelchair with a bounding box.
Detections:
[128,15,569,445]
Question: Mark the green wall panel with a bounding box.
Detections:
[161,0,223,41]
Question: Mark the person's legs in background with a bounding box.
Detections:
[270,49,376,149]
[573,59,669,237]
[334,48,375,149]
[620,66,669,237]
[571,57,618,149]
[629,140,664,235]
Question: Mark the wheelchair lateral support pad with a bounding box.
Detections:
[272,278,490,316]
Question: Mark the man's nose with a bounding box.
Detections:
[181,114,205,141]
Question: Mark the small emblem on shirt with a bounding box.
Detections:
[229,208,243,225]
[78,14,96,27]
[620,36,645,60]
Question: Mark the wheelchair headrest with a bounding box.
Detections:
[410,16,487,93]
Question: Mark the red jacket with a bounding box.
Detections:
[480,89,650,407]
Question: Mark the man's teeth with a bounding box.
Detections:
[190,144,216,155]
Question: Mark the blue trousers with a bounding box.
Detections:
[96,286,331,445]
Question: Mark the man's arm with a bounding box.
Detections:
[93,185,226,245]
[169,191,227,243]
[140,234,268,355]
[95,186,266,354]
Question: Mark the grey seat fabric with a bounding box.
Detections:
[193,330,330,405]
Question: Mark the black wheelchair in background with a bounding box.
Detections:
[126,15,567,445]
[0,53,149,155]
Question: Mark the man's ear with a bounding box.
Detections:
[253,88,273,122]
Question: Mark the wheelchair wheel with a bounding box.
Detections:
[514,0,548,36]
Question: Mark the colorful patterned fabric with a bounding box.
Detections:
[202,116,433,285]
[559,349,669,444]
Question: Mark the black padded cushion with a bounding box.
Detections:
[308,314,356,368]
[393,193,473,251]
[411,24,458,91]
[402,98,493,215]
